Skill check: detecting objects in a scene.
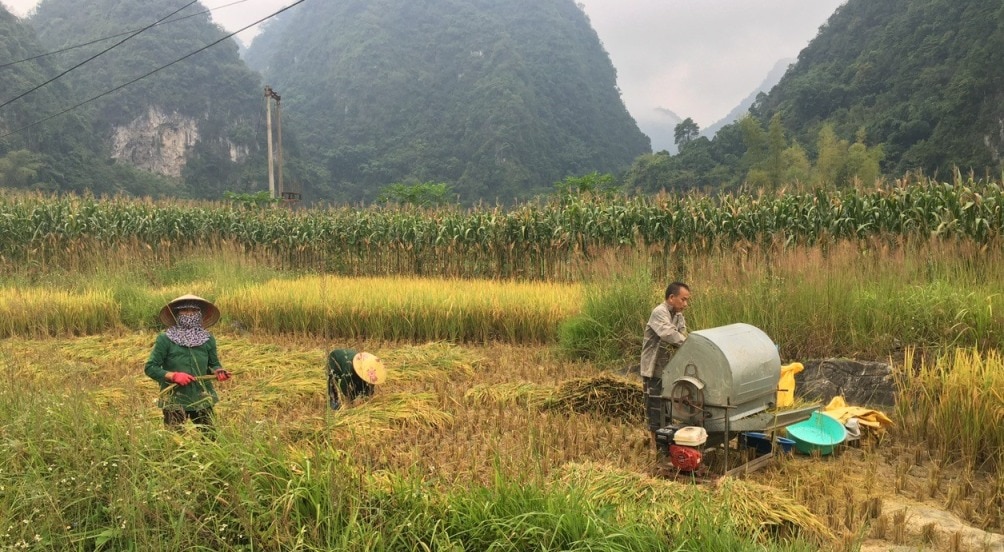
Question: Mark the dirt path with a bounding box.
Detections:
[858,495,1004,551]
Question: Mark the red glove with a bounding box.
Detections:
[167,372,195,386]
[214,369,231,382]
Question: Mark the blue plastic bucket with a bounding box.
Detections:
[738,432,796,454]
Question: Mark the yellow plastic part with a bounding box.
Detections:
[821,395,894,429]
[776,362,804,408]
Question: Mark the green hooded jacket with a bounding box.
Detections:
[144,333,222,411]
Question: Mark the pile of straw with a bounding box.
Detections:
[327,392,453,436]
[543,374,644,424]
[559,462,833,544]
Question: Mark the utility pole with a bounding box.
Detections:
[276,90,284,199]
[264,86,283,199]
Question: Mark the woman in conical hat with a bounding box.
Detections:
[144,294,230,430]
[326,349,386,410]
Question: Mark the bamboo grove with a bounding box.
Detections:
[1,175,1001,280]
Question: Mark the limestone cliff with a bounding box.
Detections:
[110,108,198,177]
[110,107,249,178]
[29,0,264,197]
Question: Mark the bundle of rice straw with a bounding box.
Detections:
[544,374,644,424]
[379,342,480,383]
[558,462,833,545]
[327,392,453,436]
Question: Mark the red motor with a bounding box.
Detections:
[668,444,702,472]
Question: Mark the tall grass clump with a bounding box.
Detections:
[0,383,366,550]
[685,239,1004,359]
[368,473,678,551]
[558,252,658,363]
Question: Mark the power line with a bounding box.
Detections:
[0,0,200,110]
[0,0,255,71]
[0,0,309,141]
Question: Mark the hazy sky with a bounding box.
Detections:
[3,0,845,128]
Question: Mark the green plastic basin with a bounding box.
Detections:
[786,411,847,455]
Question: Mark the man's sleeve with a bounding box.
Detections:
[651,309,686,346]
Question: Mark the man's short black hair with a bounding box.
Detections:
[665,281,690,300]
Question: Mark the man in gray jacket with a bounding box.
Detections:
[640,282,690,441]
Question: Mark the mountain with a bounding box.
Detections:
[639,58,793,155]
[245,0,651,203]
[751,0,1004,176]
[636,107,683,154]
[27,0,267,199]
[0,6,79,158]
[0,6,164,195]
[702,57,793,140]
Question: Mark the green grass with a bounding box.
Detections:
[558,251,656,362]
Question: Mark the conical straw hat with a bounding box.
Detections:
[352,351,387,385]
[158,294,221,328]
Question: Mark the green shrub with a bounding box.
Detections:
[559,257,656,363]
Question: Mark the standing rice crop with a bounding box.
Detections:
[0,287,119,337]
[220,275,580,343]
[895,347,1004,475]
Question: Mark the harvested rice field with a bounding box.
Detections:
[3,332,1001,551]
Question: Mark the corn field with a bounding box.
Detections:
[1,176,1001,280]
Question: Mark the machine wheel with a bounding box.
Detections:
[669,379,705,425]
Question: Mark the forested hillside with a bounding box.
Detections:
[624,0,1003,194]
[246,0,650,203]
[6,0,999,202]
[752,0,1004,177]
[26,0,267,199]
[0,7,167,195]
[0,7,76,154]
